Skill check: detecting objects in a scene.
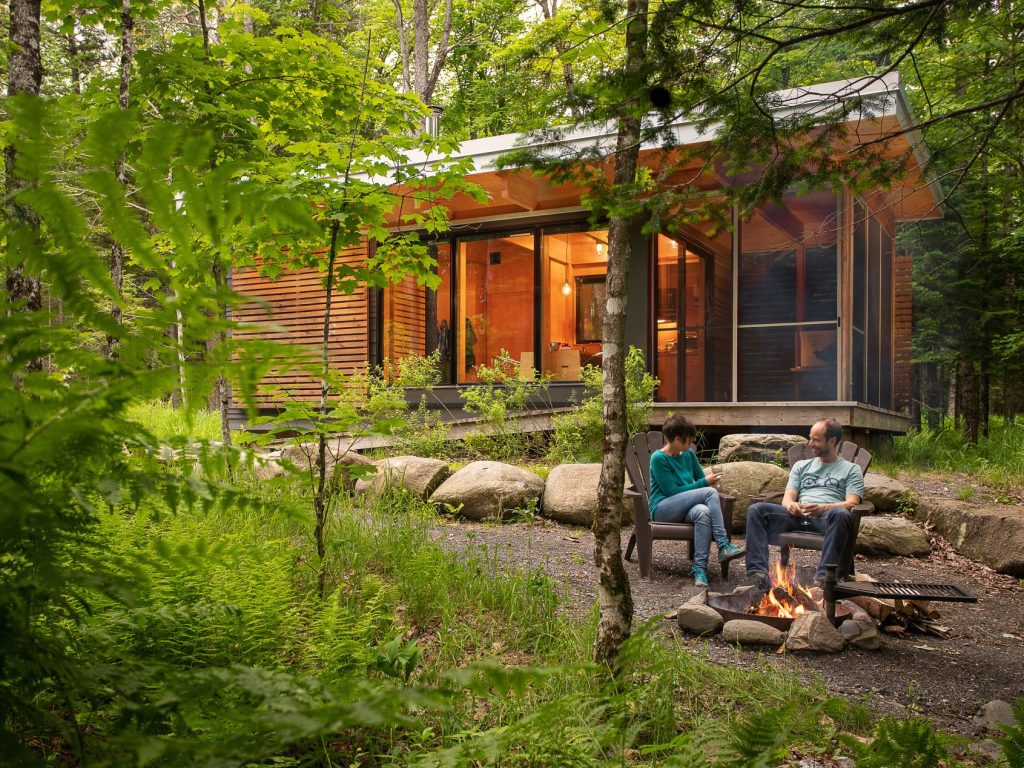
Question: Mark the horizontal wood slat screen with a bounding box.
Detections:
[893,254,912,410]
[383,275,426,367]
[232,244,370,406]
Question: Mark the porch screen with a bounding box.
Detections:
[456,232,535,384]
[737,189,839,401]
[851,200,895,409]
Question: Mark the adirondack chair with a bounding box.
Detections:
[753,441,874,579]
[623,430,736,580]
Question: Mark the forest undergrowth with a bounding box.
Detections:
[14,404,1017,767]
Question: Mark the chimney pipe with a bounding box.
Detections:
[424,104,443,137]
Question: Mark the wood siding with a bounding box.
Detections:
[893,253,913,411]
[383,275,426,366]
[232,244,370,405]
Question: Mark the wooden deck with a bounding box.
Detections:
[650,401,911,445]
[239,400,910,454]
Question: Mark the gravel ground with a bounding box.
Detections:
[429,475,1024,737]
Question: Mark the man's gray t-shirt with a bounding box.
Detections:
[786,457,864,505]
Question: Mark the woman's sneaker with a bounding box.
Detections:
[691,564,709,588]
[718,542,746,564]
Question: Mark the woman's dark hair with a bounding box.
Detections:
[662,414,697,443]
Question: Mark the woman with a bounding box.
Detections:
[648,414,744,586]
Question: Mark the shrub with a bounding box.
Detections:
[460,351,551,460]
[355,351,451,458]
[548,346,658,463]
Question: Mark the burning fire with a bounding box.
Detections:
[749,562,824,619]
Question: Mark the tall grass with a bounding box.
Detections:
[878,416,1024,492]
[125,399,221,442]
[61,403,991,766]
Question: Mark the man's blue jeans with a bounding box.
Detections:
[744,502,852,580]
[650,487,728,569]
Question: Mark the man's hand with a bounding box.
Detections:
[801,503,826,516]
[788,502,825,516]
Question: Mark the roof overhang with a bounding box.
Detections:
[381,72,943,225]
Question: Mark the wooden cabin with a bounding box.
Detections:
[232,74,941,443]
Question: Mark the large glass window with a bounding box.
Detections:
[737,189,839,401]
[456,232,534,383]
[539,227,608,381]
[425,242,453,384]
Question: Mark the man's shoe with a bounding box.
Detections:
[718,542,746,564]
[744,570,771,591]
[692,564,710,588]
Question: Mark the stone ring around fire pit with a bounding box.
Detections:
[707,563,850,631]
[707,588,852,632]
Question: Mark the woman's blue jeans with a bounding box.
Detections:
[650,487,728,569]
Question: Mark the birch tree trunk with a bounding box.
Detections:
[592,0,646,669]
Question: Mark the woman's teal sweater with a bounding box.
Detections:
[648,448,707,516]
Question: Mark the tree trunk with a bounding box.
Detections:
[212,255,233,454]
[67,20,80,96]
[5,0,44,343]
[592,0,647,669]
[409,0,451,104]
[962,362,981,444]
[314,221,341,598]
[909,362,921,428]
[412,0,429,98]
[107,0,134,358]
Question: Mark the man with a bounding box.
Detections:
[744,419,863,586]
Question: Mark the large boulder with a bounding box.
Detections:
[279,443,375,491]
[358,455,450,500]
[913,498,1024,576]
[676,604,724,636]
[721,619,786,646]
[785,612,845,653]
[855,516,932,558]
[542,464,631,527]
[863,473,915,512]
[718,433,807,463]
[705,461,790,532]
[430,461,545,521]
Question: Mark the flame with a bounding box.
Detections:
[750,562,823,619]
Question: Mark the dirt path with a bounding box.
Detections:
[432,494,1024,736]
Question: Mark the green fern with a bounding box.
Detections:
[842,716,950,768]
[718,702,811,768]
[993,700,1024,768]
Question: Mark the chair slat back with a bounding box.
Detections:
[625,430,664,502]
[786,441,872,475]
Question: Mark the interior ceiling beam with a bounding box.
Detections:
[755,202,804,242]
[497,172,539,211]
[710,161,804,241]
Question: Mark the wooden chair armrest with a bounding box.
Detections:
[624,486,641,499]
[719,493,735,540]
[752,491,785,504]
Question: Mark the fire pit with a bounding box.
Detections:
[707,563,851,629]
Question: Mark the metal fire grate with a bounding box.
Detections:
[831,581,977,603]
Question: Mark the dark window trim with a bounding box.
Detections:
[377,212,610,385]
